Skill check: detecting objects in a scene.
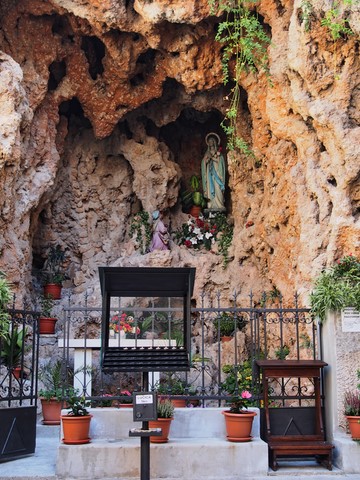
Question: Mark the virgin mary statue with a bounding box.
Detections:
[201,132,226,212]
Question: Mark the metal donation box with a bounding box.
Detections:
[98,267,195,374]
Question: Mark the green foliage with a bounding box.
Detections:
[274,344,290,360]
[40,294,54,317]
[129,211,152,254]
[155,374,196,396]
[300,0,313,31]
[157,398,175,418]
[214,311,248,338]
[175,212,233,267]
[221,360,253,395]
[39,359,70,401]
[310,255,360,322]
[321,1,354,40]
[214,0,271,156]
[180,175,207,211]
[0,273,12,339]
[0,326,27,368]
[65,394,91,416]
[42,244,67,285]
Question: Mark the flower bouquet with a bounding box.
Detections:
[109,312,140,337]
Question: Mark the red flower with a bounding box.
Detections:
[184,240,192,248]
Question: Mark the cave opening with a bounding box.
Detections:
[81,36,105,80]
[48,60,66,91]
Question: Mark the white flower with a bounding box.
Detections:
[187,218,194,226]
[205,232,213,239]
[193,227,201,235]
[197,233,204,240]
[190,238,198,245]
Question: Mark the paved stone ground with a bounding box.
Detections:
[0,425,359,480]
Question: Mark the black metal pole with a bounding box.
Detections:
[140,371,150,480]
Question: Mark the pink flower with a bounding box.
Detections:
[241,390,252,399]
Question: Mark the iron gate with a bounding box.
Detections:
[0,307,40,462]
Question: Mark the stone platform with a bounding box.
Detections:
[56,407,269,478]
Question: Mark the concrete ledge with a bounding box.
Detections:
[332,431,360,473]
[57,407,268,478]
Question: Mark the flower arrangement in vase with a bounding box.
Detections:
[109,312,140,338]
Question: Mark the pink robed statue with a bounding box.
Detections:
[150,210,170,251]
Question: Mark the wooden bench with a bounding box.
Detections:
[268,439,333,471]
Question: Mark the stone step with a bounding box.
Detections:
[56,436,268,478]
[56,407,268,478]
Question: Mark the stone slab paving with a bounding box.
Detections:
[0,425,359,480]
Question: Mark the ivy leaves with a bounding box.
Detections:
[213,1,271,156]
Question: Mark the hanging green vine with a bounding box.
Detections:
[129,211,152,254]
[211,0,271,158]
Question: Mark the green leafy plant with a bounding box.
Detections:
[321,1,354,40]
[274,344,290,360]
[155,374,196,396]
[0,272,12,339]
[156,397,175,418]
[40,294,55,317]
[0,326,27,369]
[39,359,71,401]
[214,311,248,338]
[310,255,360,322]
[65,394,91,416]
[221,360,253,395]
[300,0,313,31]
[129,211,152,254]
[41,244,67,285]
[212,0,271,157]
[180,175,207,212]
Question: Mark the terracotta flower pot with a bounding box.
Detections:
[171,398,187,408]
[12,366,22,380]
[189,205,202,218]
[61,414,92,444]
[38,317,57,335]
[41,398,62,425]
[149,417,173,443]
[43,283,62,300]
[222,410,256,442]
[346,415,360,440]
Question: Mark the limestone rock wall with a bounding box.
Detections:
[0,0,359,306]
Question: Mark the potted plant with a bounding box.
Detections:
[180,174,207,217]
[222,391,256,442]
[0,326,27,379]
[214,312,248,342]
[41,244,67,299]
[310,254,360,322]
[149,398,175,443]
[344,369,360,440]
[61,394,92,444]
[38,295,57,335]
[39,359,66,425]
[155,375,195,407]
